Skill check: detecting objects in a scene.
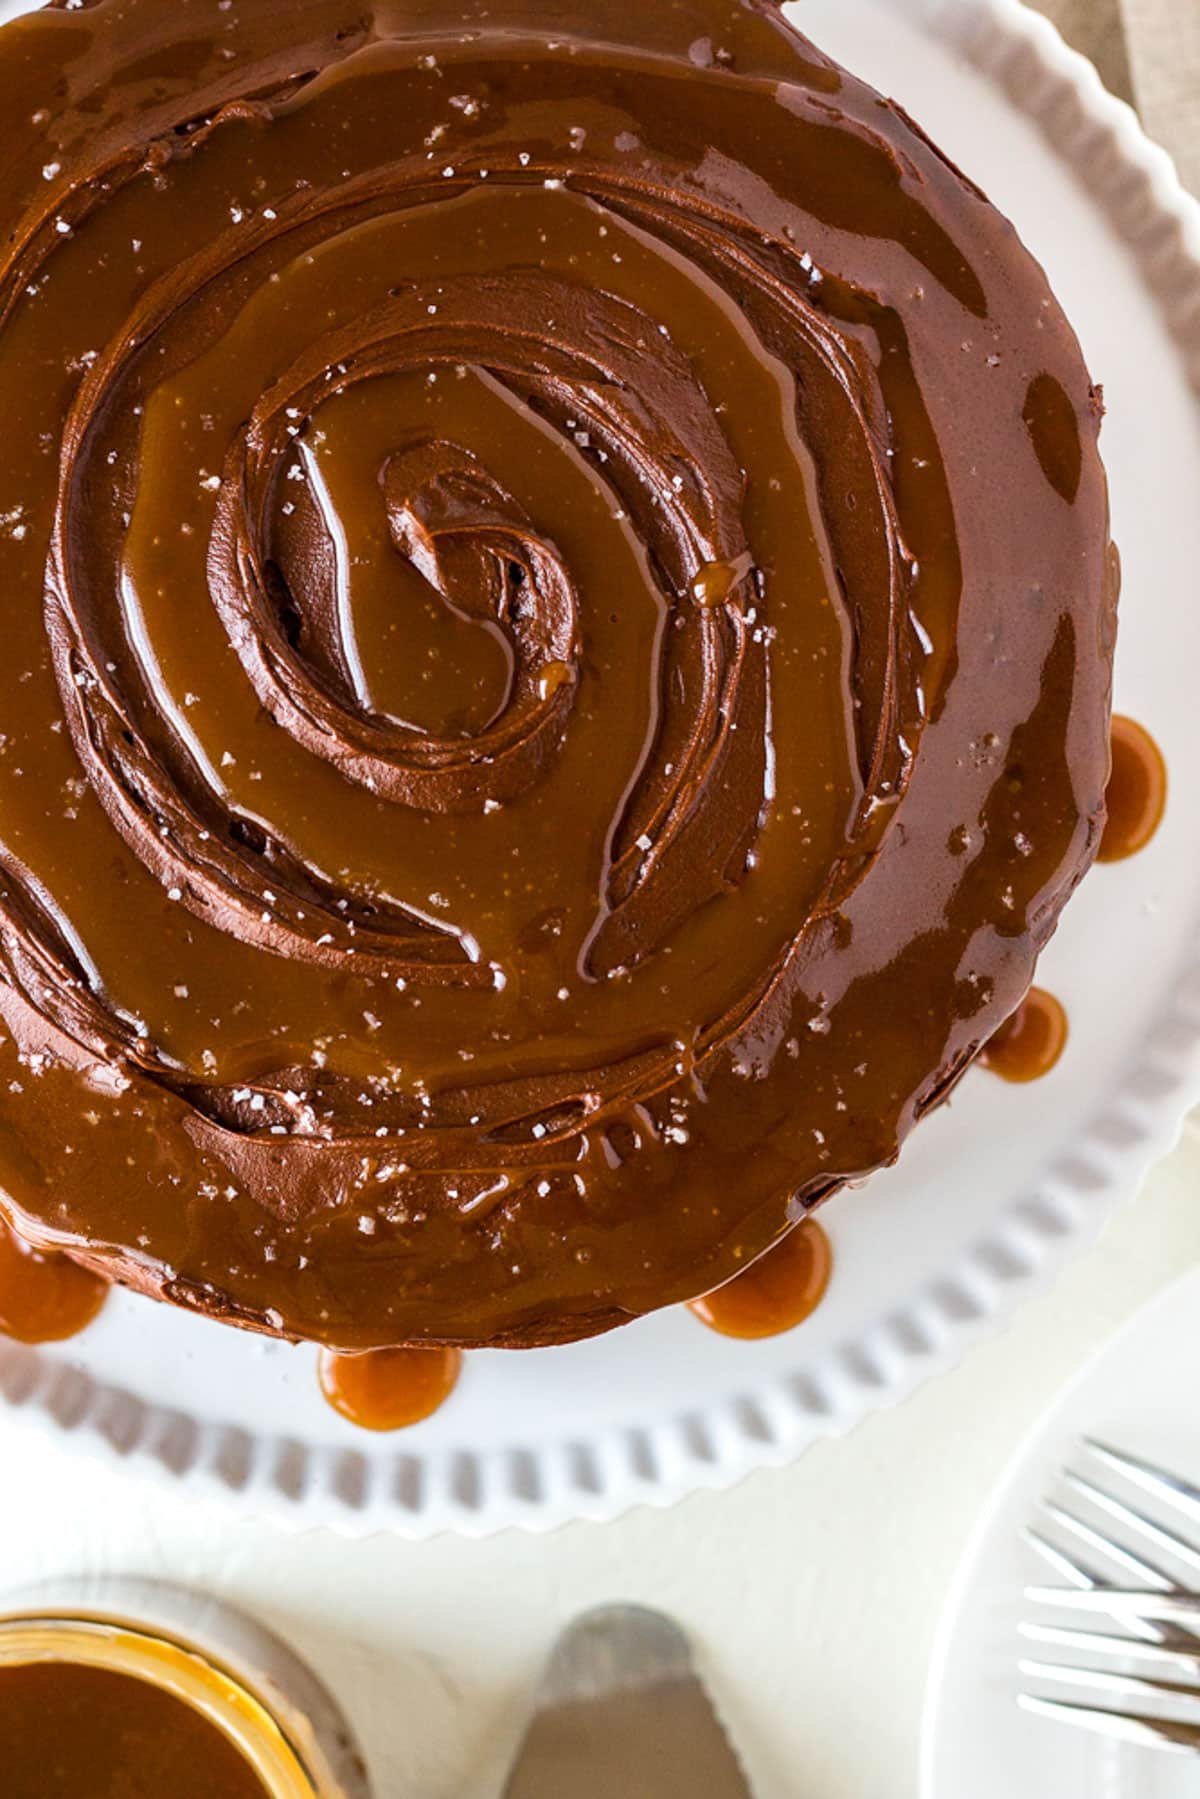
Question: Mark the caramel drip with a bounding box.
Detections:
[1100,715,1166,862]
[318,1344,463,1429]
[981,987,1069,1084]
[689,1221,833,1339]
[0,1221,108,1345]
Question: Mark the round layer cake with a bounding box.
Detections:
[0,0,1115,1348]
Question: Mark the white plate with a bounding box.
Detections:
[921,1265,1200,1799]
[3,0,1200,1537]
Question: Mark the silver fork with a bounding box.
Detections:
[1018,1438,1200,1754]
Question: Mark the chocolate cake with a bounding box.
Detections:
[0,0,1116,1348]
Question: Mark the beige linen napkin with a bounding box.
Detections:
[1039,0,1135,104]
[1121,0,1200,193]
[1037,0,1200,192]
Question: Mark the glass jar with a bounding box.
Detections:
[0,1578,372,1799]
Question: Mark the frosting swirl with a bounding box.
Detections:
[0,0,1114,1347]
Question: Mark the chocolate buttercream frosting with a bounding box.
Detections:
[0,0,1115,1348]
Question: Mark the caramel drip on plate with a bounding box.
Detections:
[0,1220,108,1344]
[981,987,1068,1085]
[1100,715,1167,862]
[318,1344,463,1430]
[689,1220,833,1339]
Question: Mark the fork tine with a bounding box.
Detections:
[1021,1525,1097,1586]
[1017,1693,1200,1754]
[1063,1472,1200,1579]
[1040,1499,1177,1588]
[1021,1527,1167,1643]
[1019,1620,1200,1674]
[1019,1657,1200,1704]
[1026,1587,1200,1624]
[1084,1441,1200,1533]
